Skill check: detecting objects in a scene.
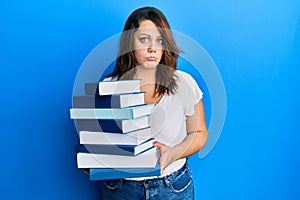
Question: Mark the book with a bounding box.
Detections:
[89,164,161,181]
[72,93,145,108]
[79,128,152,145]
[75,116,149,133]
[74,138,154,156]
[85,80,140,96]
[77,147,159,168]
[70,104,153,120]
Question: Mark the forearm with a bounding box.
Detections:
[173,99,208,160]
[153,100,208,170]
[173,130,208,160]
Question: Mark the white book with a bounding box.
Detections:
[85,80,141,96]
[70,104,153,119]
[79,127,152,145]
[77,147,159,168]
[116,116,149,133]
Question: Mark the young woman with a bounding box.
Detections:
[101,6,208,199]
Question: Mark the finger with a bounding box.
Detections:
[159,158,166,174]
[153,141,165,149]
[82,168,90,176]
[160,167,164,175]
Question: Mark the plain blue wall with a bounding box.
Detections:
[1,0,299,199]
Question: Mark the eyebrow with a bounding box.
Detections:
[137,33,162,37]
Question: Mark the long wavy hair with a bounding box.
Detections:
[107,6,181,96]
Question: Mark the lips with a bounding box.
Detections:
[146,56,157,61]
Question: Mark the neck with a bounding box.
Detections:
[134,66,156,84]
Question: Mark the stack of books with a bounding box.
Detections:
[70,80,160,181]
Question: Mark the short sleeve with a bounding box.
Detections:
[176,71,203,116]
[103,77,113,81]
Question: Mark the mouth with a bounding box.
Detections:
[146,56,157,61]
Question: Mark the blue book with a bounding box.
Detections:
[89,164,161,181]
[70,104,153,119]
[72,93,145,108]
[74,138,154,156]
[75,116,149,133]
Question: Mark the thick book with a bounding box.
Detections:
[77,147,159,168]
[85,80,140,96]
[74,138,154,156]
[79,128,152,145]
[89,164,161,181]
[75,116,149,133]
[70,104,153,119]
[72,93,145,108]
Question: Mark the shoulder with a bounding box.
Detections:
[174,69,203,99]
[174,70,193,80]
[173,70,203,115]
[174,70,198,88]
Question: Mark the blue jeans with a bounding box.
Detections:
[100,163,194,200]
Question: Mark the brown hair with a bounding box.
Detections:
[107,6,181,95]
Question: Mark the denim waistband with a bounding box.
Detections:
[122,162,189,185]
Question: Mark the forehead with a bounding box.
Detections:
[135,20,161,36]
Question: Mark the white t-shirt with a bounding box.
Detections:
[127,70,203,180]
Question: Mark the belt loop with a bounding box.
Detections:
[163,176,170,187]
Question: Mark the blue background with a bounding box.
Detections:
[1,0,299,199]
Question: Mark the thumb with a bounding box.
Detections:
[153,141,166,150]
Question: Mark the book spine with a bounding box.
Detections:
[78,127,152,145]
[73,95,121,108]
[70,104,153,120]
[74,144,135,156]
[75,119,103,132]
[75,119,124,133]
[85,81,141,96]
[84,83,98,95]
[98,119,124,133]
[76,116,149,133]
[98,80,140,95]
[89,165,161,181]
[75,138,153,156]
[70,108,133,119]
[76,147,158,168]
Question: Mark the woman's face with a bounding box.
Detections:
[134,20,163,69]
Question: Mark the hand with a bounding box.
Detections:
[82,168,90,176]
[153,141,179,173]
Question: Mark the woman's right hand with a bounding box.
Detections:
[153,141,180,174]
[82,168,90,176]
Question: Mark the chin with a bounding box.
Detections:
[142,62,159,69]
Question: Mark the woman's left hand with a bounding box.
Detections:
[153,141,180,173]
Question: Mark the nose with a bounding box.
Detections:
[147,41,157,53]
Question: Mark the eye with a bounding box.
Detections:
[156,38,163,45]
[139,37,149,43]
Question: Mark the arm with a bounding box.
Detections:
[153,100,208,171]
